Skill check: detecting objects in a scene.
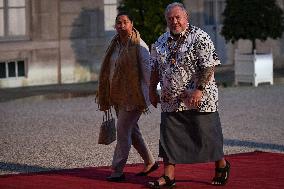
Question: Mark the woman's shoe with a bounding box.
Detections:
[148,175,176,189]
[212,160,231,186]
[136,162,159,176]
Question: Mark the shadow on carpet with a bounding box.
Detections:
[0,151,283,189]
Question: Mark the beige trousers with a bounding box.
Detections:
[111,107,155,176]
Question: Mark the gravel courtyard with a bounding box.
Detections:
[1,84,284,175]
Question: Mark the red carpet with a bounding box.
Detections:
[1,151,284,189]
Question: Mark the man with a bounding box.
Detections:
[148,2,230,188]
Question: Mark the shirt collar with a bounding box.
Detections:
[168,25,190,41]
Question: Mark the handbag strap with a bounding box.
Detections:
[103,109,113,121]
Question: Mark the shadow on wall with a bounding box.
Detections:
[70,8,107,82]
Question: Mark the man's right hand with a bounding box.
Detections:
[149,88,160,108]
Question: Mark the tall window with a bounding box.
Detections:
[0,0,27,40]
[204,0,225,25]
[104,0,117,31]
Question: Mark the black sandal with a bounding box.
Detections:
[148,175,176,189]
[136,162,159,176]
[212,160,231,186]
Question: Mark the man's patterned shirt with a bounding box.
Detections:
[150,25,221,112]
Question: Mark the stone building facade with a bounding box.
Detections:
[0,0,283,88]
[0,0,117,88]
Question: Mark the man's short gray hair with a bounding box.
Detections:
[164,2,188,17]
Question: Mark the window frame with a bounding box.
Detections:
[204,0,226,26]
[0,59,27,79]
[0,0,29,42]
[104,0,117,31]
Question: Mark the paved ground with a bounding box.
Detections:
[0,66,284,175]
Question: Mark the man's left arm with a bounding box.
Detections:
[185,31,219,108]
[184,66,214,108]
[195,66,215,91]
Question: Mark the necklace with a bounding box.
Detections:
[167,27,190,65]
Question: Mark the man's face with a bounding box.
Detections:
[166,6,188,34]
[115,15,133,36]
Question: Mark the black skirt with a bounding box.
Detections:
[159,110,224,164]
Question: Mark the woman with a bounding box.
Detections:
[97,12,158,182]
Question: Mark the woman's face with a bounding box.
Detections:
[166,6,188,34]
[115,15,133,37]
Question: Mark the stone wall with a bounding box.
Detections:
[0,0,114,88]
[1,0,283,88]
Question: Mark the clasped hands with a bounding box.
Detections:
[149,88,202,108]
[181,89,203,108]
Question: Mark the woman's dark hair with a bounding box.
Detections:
[115,11,133,22]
